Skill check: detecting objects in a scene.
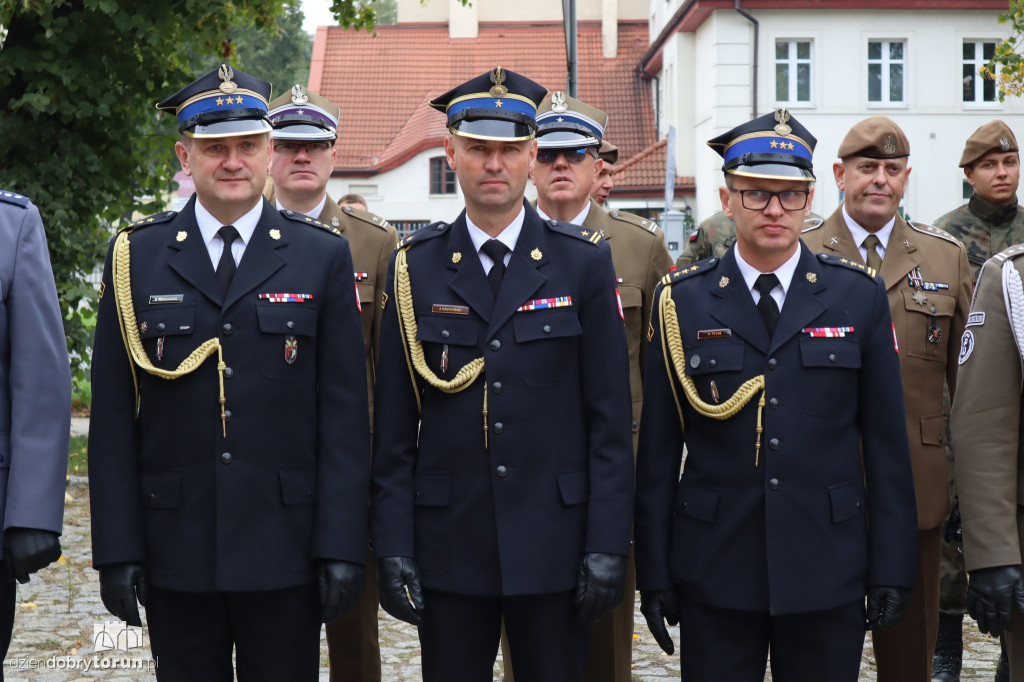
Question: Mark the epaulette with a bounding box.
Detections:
[991,243,1024,265]
[0,191,30,208]
[118,211,177,234]
[282,209,344,236]
[398,221,449,249]
[909,220,965,249]
[660,258,719,285]
[546,218,603,245]
[802,217,824,231]
[341,205,392,231]
[607,209,658,233]
[818,252,877,279]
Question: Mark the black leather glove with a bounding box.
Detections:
[574,552,627,625]
[968,565,1024,636]
[4,528,61,584]
[640,590,679,654]
[98,563,147,627]
[377,556,423,626]
[866,585,912,630]
[944,502,962,546]
[317,560,365,624]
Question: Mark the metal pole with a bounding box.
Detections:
[562,0,578,97]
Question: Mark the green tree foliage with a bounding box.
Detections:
[982,0,1024,100]
[231,3,313,96]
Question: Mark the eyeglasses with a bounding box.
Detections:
[273,141,334,156]
[729,189,810,212]
[536,147,594,165]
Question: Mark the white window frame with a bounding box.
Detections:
[774,39,814,107]
[867,38,907,107]
[961,38,1001,108]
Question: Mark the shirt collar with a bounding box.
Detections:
[536,201,591,227]
[196,198,263,248]
[842,204,895,253]
[275,194,327,221]
[733,243,801,297]
[466,205,526,256]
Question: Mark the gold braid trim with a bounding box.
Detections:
[658,284,768,465]
[394,248,485,418]
[111,231,229,435]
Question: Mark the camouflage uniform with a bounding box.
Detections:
[676,211,823,268]
[934,193,1024,617]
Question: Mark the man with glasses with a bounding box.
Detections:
[371,68,634,682]
[802,116,972,682]
[636,109,918,681]
[267,86,397,682]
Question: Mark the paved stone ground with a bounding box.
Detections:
[4,420,1001,680]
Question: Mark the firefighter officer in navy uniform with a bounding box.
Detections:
[634,110,919,681]
[370,68,635,682]
[88,65,371,681]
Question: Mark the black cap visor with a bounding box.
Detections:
[182,109,273,138]
[449,108,536,141]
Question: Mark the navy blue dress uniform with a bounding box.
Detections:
[634,111,918,682]
[88,66,370,682]
[370,69,635,682]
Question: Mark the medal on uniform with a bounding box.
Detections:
[710,380,720,404]
[927,319,941,344]
[441,344,449,374]
[140,321,148,335]
[156,337,164,361]
[284,335,298,364]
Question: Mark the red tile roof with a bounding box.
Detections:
[311,21,664,190]
[613,138,695,196]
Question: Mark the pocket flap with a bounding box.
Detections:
[557,471,589,505]
[829,479,866,523]
[619,285,642,310]
[417,315,479,347]
[257,304,318,336]
[683,342,744,377]
[920,413,948,446]
[279,466,316,505]
[357,283,374,305]
[513,309,582,343]
[140,471,182,509]
[414,471,451,507]
[677,481,720,524]
[902,290,956,317]
[136,305,196,338]
[799,338,861,369]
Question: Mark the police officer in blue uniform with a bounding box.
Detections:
[88,65,370,681]
[370,67,635,682]
[634,111,919,681]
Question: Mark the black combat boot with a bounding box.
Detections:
[995,633,1009,682]
[932,613,963,682]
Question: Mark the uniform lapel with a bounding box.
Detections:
[708,248,771,354]
[770,244,827,352]
[878,215,920,292]
[815,207,863,262]
[319,198,346,235]
[224,199,287,310]
[167,196,224,306]
[446,214,493,324]
[582,199,610,239]
[487,206,548,339]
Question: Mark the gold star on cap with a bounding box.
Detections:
[806,272,817,283]
[719,276,730,288]
[269,229,281,240]
[176,231,188,242]
[531,248,542,261]
[452,252,462,264]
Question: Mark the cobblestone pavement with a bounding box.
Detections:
[3,460,1005,680]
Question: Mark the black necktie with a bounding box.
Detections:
[216,225,240,294]
[754,273,781,337]
[481,239,510,297]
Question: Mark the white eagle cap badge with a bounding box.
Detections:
[218,64,237,94]
[551,91,568,113]
[291,84,308,106]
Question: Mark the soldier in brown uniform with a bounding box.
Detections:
[932,120,1023,682]
[802,116,972,682]
[591,141,617,207]
[513,92,670,682]
[951,242,1024,682]
[267,86,398,682]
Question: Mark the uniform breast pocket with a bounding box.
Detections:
[136,305,196,368]
[799,338,861,417]
[682,341,745,405]
[902,291,956,362]
[417,314,480,377]
[256,304,317,382]
[512,309,582,387]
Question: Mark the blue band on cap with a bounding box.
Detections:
[724,135,811,164]
[178,92,269,129]
[447,96,537,122]
[536,112,604,139]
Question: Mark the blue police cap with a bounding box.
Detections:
[430,67,547,141]
[157,64,273,138]
[707,108,817,181]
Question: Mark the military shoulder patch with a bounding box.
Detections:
[547,218,603,245]
[0,190,30,208]
[661,258,719,285]
[802,217,824,231]
[992,243,1024,265]
[398,221,449,249]
[608,210,658,233]
[281,209,343,236]
[118,211,177,234]
[340,205,393,232]
[909,221,964,249]
[817,252,877,279]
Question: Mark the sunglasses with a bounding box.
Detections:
[536,147,594,165]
